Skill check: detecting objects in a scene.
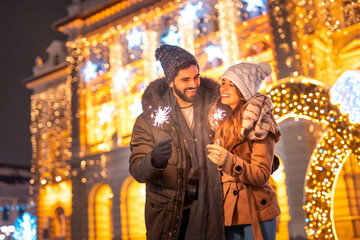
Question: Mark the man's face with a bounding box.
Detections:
[170,65,200,104]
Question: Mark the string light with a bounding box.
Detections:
[218,0,240,68]
[30,76,72,187]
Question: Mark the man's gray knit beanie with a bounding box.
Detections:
[155,45,199,84]
[221,62,272,101]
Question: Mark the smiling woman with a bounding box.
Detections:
[207,62,280,240]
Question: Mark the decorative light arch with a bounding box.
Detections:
[266,76,360,239]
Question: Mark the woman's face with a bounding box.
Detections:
[220,78,244,110]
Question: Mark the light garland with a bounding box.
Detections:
[0,202,35,212]
[179,2,198,54]
[267,76,360,239]
[143,28,159,86]
[30,78,72,187]
[217,0,240,68]
[72,154,108,183]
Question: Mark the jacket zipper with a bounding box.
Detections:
[168,118,184,240]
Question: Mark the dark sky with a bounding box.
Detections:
[0,0,72,166]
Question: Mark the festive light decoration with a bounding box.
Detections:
[330,70,360,124]
[244,0,265,12]
[211,108,226,126]
[0,202,35,213]
[179,2,198,54]
[112,67,130,90]
[204,45,223,63]
[267,76,360,239]
[151,106,171,127]
[82,60,98,82]
[218,0,240,68]
[30,79,72,187]
[161,28,180,46]
[129,97,143,119]
[97,103,114,125]
[126,28,144,49]
[179,2,198,23]
[143,29,159,85]
[12,212,37,240]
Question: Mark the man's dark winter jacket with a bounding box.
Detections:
[129,77,225,240]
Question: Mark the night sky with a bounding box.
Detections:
[0,0,72,166]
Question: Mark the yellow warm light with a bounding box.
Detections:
[43,181,72,206]
[89,184,113,240]
[121,177,146,240]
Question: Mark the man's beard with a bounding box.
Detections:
[173,84,199,103]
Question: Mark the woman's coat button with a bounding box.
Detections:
[261,199,267,205]
[235,165,242,172]
[233,190,238,196]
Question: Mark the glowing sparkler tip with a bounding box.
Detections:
[212,108,226,126]
[152,106,171,127]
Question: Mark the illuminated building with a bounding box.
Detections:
[25,0,360,239]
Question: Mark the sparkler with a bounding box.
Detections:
[211,108,226,127]
[151,106,171,127]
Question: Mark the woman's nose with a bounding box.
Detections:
[221,85,228,91]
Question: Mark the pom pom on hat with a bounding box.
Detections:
[221,62,272,101]
[155,45,199,83]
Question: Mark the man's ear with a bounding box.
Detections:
[169,81,174,88]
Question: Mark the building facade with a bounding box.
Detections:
[25,0,360,239]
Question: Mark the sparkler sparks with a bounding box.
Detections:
[211,108,226,126]
[151,106,171,127]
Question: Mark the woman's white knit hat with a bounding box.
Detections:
[221,62,272,101]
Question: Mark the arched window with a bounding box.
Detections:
[120,177,146,240]
[88,183,113,240]
[53,207,66,239]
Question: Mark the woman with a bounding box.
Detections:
[207,62,281,240]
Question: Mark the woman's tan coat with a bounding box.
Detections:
[219,132,280,228]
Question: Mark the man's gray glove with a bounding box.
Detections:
[151,137,172,168]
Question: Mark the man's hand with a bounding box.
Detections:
[151,137,172,168]
[207,144,232,167]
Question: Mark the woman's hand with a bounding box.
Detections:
[207,144,232,167]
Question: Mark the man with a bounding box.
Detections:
[129,45,224,240]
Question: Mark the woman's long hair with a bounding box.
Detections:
[208,87,245,151]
